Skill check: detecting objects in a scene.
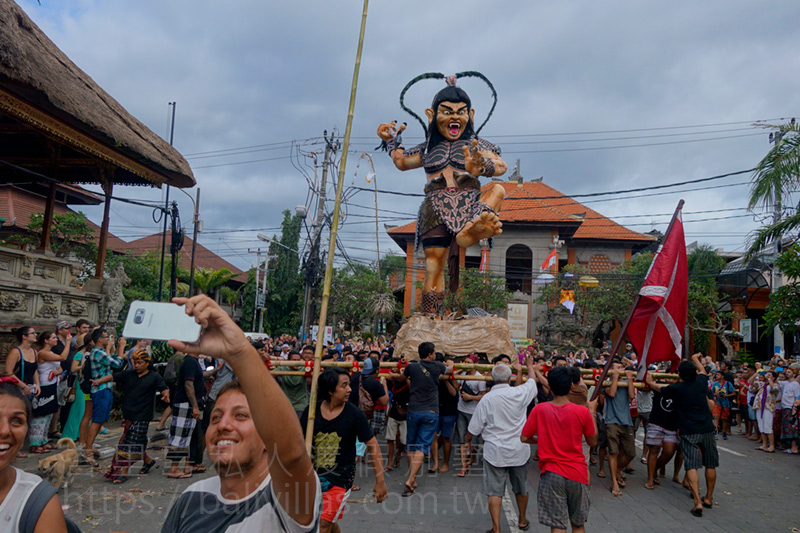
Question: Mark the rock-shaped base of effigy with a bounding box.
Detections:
[395,315,515,360]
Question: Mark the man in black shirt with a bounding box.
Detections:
[399,342,454,496]
[92,350,169,483]
[643,374,680,490]
[663,353,719,517]
[167,352,206,478]
[302,368,387,532]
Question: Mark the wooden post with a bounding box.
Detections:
[37,182,57,252]
[94,180,113,279]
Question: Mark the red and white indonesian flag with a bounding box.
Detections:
[541,249,558,271]
[628,206,688,378]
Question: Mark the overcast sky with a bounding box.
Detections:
[16,0,800,271]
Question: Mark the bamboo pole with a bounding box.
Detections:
[272,369,661,388]
[304,0,370,456]
[270,360,678,380]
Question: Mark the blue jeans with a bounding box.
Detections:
[406,410,439,455]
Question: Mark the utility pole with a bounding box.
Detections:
[168,201,182,299]
[188,188,201,295]
[249,248,263,332]
[158,101,176,302]
[301,131,336,341]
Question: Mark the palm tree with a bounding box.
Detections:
[747,119,800,256]
[219,286,242,317]
[193,267,237,299]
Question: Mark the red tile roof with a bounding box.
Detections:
[0,186,128,252]
[387,180,654,243]
[126,231,247,284]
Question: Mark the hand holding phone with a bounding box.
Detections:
[123,301,202,343]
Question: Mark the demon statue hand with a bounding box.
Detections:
[377,73,506,317]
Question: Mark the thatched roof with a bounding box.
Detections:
[0,1,194,188]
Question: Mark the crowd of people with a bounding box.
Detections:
[1,301,799,532]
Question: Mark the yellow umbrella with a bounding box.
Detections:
[579,275,599,287]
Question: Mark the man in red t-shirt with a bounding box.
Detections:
[522,366,597,533]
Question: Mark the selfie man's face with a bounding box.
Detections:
[207,390,266,471]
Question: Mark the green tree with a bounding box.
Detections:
[329,265,384,332]
[263,210,304,334]
[444,268,512,315]
[4,210,98,279]
[747,120,800,255]
[763,244,800,336]
[536,253,655,335]
[239,268,257,331]
[746,119,800,342]
[220,286,242,317]
[193,267,237,298]
[686,244,731,354]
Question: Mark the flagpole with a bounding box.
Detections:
[590,199,685,401]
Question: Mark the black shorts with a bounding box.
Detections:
[681,433,720,471]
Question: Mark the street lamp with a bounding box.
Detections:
[257,233,300,254]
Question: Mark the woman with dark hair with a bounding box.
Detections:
[301,368,386,532]
[4,326,40,401]
[30,331,66,453]
[0,383,69,532]
[377,73,507,315]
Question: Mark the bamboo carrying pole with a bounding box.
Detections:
[270,359,678,380]
[271,369,661,388]
[304,0,370,455]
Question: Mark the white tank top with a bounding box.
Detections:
[38,360,62,387]
[0,468,44,530]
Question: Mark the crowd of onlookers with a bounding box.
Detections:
[2,309,799,532]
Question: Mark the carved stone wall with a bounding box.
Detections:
[0,245,101,364]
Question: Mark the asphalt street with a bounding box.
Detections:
[14,422,799,532]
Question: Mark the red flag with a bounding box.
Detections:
[627,206,687,376]
[541,249,557,271]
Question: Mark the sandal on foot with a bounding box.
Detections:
[702,499,712,509]
[596,472,607,478]
[518,520,530,531]
[691,507,703,517]
[140,460,157,474]
[402,483,415,497]
[167,472,192,479]
[457,469,469,478]
[112,476,128,484]
[610,488,623,497]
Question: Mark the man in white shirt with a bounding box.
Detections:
[466,356,541,533]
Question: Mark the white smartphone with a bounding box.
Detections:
[122,301,202,343]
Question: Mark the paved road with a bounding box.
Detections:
[14,422,800,532]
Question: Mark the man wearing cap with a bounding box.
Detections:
[92,349,170,483]
[622,343,637,366]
